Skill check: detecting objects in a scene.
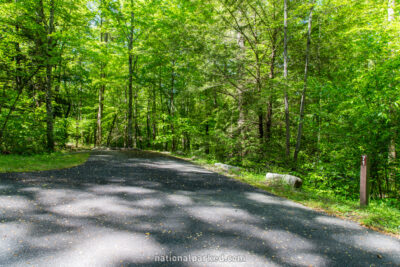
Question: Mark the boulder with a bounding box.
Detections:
[214,163,240,172]
[265,173,302,188]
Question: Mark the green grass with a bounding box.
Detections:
[171,153,400,237]
[0,152,90,173]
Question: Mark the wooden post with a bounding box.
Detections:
[360,155,370,207]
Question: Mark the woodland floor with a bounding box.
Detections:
[0,150,399,266]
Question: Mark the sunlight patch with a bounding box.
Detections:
[26,231,165,266]
[185,206,258,224]
[90,185,157,195]
[315,216,362,230]
[167,194,194,205]
[50,196,151,217]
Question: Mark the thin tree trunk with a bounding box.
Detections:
[134,87,139,148]
[256,54,263,140]
[205,122,210,154]
[266,30,277,142]
[75,99,81,148]
[96,11,107,147]
[45,0,55,152]
[294,4,314,162]
[146,98,151,147]
[127,5,135,148]
[283,0,290,159]
[387,0,396,194]
[96,77,104,147]
[170,60,176,152]
[152,84,157,143]
[237,31,246,159]
[107,113,117,147]
[124,86,127,148]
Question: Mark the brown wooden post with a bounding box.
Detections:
[360,155,370,207]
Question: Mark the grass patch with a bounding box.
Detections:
[170,152,400,237]
[0,152,90,173]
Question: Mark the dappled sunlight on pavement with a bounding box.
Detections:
[0,150,399,266]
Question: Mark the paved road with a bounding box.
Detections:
[0,150,399,267]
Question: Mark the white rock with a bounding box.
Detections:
[265,173,302,188]
[214,163,240,172]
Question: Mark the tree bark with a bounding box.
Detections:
[152,84,157,143]
[266,29,278,142]
[170,60,176,152]
[387,0,396,194]
[256,54,263,140]
[294,4,314,162]
[283,0,290,159]
[107,113,117,147]
[236,31,246,159]
[127,4,135,148]
[96,6,107,147]
[45,0,55,152]
[146,97,151,147]
[96,71,104,147]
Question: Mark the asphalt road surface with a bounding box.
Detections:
[0,150,399,267]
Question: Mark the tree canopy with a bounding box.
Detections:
[0,0,399,199]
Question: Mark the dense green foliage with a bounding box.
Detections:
[0,0,399,201]
[0,152,89,173]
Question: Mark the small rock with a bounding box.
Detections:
[214,163,240,172]
[265,173,302,188]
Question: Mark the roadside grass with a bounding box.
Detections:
[0,152,90,173]
[170,153,400,237]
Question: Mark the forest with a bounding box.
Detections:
[0,0,399,202]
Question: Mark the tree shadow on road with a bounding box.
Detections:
[0,150,399,266]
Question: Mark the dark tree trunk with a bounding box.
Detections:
[266,29,277,142]
[170,60,176,152]
[284,0,290,159]
[127,8,135,148]
[107,113,117,147]
[45,0,55,152]
[294,4,313,162]
[96,10,108,147]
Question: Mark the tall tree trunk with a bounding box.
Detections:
[75,88,81,148]
[294,4,314,162]
[146,97,151,147]
[107,113,117,147]
[127,5,135,148]
[266,29,278,142]
[124,85,127,148]
[134,87,139,148]
[237,31,246,159]
[205,122,210,154]
[387,0,396,194]
[283,0,290,159]
[45,0,55,152]
[152,84,157,143]
[170,60,176,152]
[96,11,107,147]
[96,72,105,147]
[256,54,263,140]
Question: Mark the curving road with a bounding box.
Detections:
[0,150,399,266]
